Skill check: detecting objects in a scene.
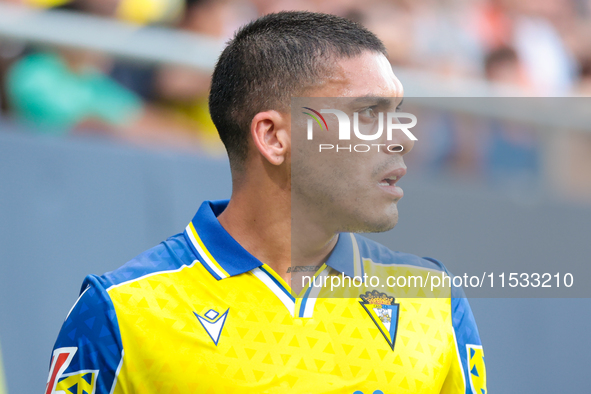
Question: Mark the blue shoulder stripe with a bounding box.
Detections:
[97,233,196,290]
[49,276,123,394]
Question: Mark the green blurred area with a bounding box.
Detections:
[6,52,142,133]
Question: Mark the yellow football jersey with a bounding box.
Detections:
[46,200,486,394]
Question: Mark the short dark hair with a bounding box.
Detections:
[209,11,387,168]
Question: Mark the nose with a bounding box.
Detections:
[398,131,415,156]
[381,112,416,156]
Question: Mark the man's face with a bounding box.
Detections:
[291,51,414,234]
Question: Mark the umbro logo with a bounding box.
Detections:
[194,308,229,346]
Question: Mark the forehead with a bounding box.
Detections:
[310,52,404,98]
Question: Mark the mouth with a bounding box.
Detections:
[378,175,400,187]
[377,167,406,198]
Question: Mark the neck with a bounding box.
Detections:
[217,161,337,285]
[218,160,292,283]
[290,196,339,267]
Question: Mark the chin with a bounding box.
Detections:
[345,212,399,234]
[367,216,398,233]
[333,200,400,233]
[369,203,399,232]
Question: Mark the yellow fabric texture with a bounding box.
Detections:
[107,259,466,393]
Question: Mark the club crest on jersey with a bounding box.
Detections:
[194,308,229,346]
[467,344,487,394]
[359,290,399,351]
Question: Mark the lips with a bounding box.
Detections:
[378,167,406,185]
[377,167,406,198]
[378,175,399,187]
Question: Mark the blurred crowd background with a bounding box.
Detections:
[0,0,590,202]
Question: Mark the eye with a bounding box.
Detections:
[359,106,378,118]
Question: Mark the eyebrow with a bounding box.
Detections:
[348,96,405,112]
[350,96,392,107]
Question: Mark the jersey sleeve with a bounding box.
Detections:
[45,275,124,394]
[441,286,487,394]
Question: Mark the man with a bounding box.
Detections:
[46,11,486,394]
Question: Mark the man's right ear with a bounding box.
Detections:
[250,110,290,166]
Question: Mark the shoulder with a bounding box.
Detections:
[352,233,449,274]
[47,233,197,392]
[91,232,196,291]
[53,232,196,355]
[49,276,123,394]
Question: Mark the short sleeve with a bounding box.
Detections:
[441,286,487,394]
[45,275,124,394]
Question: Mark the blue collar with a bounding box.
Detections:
[184,200,262,279]
[324,232,358,279]
[184,200,358,280]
